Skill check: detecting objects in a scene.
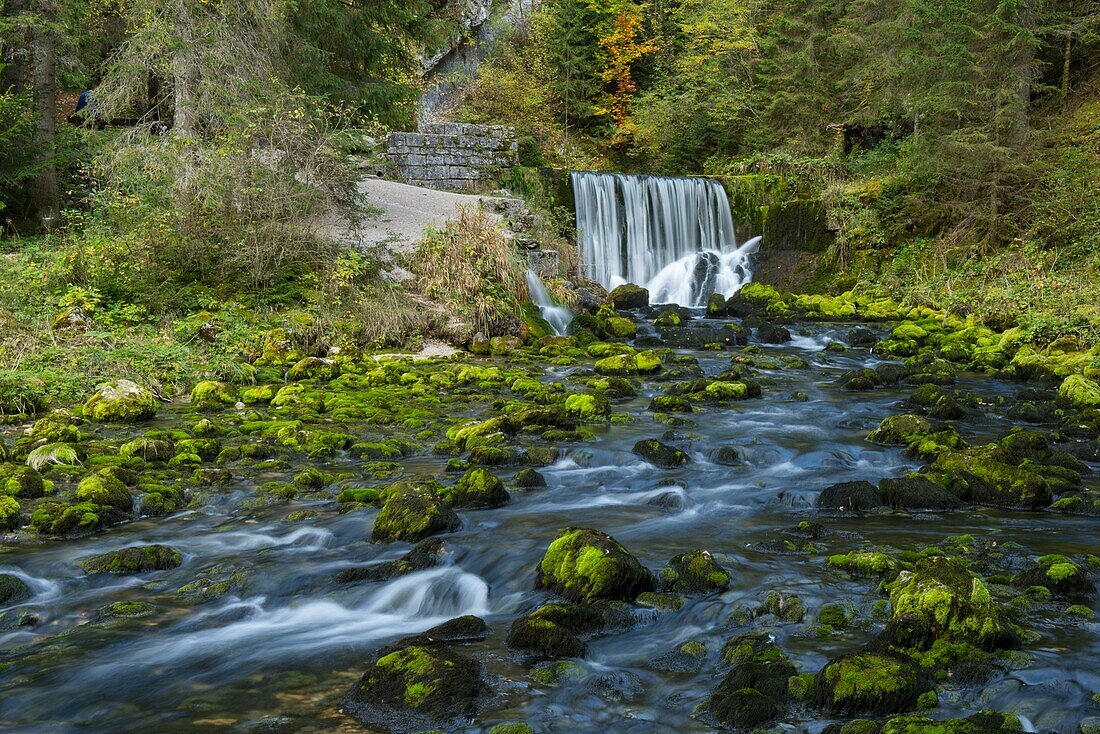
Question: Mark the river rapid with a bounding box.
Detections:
[0,314,1097,733]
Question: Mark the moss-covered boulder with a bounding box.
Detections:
[372,484,460,543]
[564,393,611,421]
[345,644,489,733]
[1011,555,1093,598]
[83,380,158,423]
[189,381,239,410]
[816,481,883,511]
[867,415,936,446]
[702,633,797,728]
[633,439,690,468]
[660,550,730,595]
[75,470,133,514]
[885,556,1016,650]
[506,602,630,660]
[535,527,655,603]
[593,351,661,376]
[0,573,32,604]
[1058,374,1100,410]
[609,283,649,310]
[119,437,174,462]
[3,465,47,499]
[286,356,341,381]
[0,495,21,531]
[440,468,510,509]
[828,551,901,579]
[78,544,182,574]
[813,651,932,716]
[514,467,547,489]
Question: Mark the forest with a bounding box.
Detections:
[0,1,1099,732]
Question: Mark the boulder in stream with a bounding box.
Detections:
[816,481,884,511]
[78,544,182,574]
[879,476,964,511]
[609,283,649,310]
[1011,554,1093,598]
[535,527,655,603]
[660,550,730,595]
[440,467,510,509]
[0,574,32,604]
[335,538,449,584]
[632,439,690,468]
[812,650,933,716]
[82,379,159,423]
[371,484,460,543]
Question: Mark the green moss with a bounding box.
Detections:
[564,393,610,421]
[593,351,662,376]
[78,544,182,574]
[0,495,21,531]
[815,651,931,716]
[604,316,637,338]
[3,465,47,498]
[828,551,900,578]
[371,484,459,543]
[118,437,173,462]
[867,414,935,446]
[440,467,510,509]
[788,672,815,700]
[661,549,730,594]
[536,527,655,603]
[75,471,133,513]
[189,381,239,410]
[286,356,341,381]
[83,380,158,423]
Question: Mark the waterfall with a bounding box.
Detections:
[571,171,761,307]
[525,269,574,336]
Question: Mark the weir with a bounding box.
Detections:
[571,171,760,307]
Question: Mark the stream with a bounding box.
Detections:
[0,316,1097,733]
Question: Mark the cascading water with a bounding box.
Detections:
[571,171,761,307]
[525,269,573,335]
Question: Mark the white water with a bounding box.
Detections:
[525,269,573,335]
[572,171,759,307]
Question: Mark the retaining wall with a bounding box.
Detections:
[386,123,518,191]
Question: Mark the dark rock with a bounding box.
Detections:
[506,602,633,660]
[817,481,884,511]
[1011,556,1093,598]
[0,574,32,605]
[335,539,448,584]
[840,369,881,391]
[514,467,547,489]
[812,650,932,716]
[660,550,730,595]
[847,328,879,347]
[345,644,489,733]
[633,439,691,468]
[874,363,909,385]
[658,325,747,348]
[371,485,460,543]
[757,323,792,344]
[879,476,964,510]
[712,446,745,465]
[706,293,728,318]
[381,615,490,656]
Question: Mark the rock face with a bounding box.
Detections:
[813,651,932,716]
[345,643,490,733]
[884,556,1015,650]
[535,527,655,604]
[83,380,158,423]
[78,544,182,574]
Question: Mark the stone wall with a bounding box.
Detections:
[386,123,518,192]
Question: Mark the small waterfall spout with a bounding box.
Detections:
[525,269,574,336]
[571,171,760,307]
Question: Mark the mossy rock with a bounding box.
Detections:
[604,316,637,339]
[189,381,239,410]
[78,544,182,574]
[660,550,730,595]
[868,415,936,446]
[885,556,1016,651]
[535,527,655,603]
[0,495,20,531]
[702,686,780,729]
[881,712,1022,734]
[27,410,82,443]
[564,393,610,421]
[30,500,123,536]
[240,384,278,404]
[344,644,489,733]
[119,437,173,463]
[1057,374,1100,410]
[720,632,798,699]
[488,724,535,734]
[593,351,662,376]
[514,467,547,489]
[879,476,964,511]
[648,395,693,414]
[506,602,632,660]
[828,551,901,579]
[759,591,805,623]
[632,439,690,468]
[0,573,32,604]
[83,380,158,423]
[287,357,341,381]
[1011,555,1093,598]
[371,485,460,543]
[609,283,649,309]
[3,466,47,499]
[813,650,932,716]
[75,470,133,513]
[440,468,510,509]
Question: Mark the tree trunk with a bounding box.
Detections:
[1005,0,1033,149]
[173,0,198,137]
[30,0,59,228]
[0,0,29,93]
[1061,30,1072,110]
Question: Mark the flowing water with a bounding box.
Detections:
[571,172,758,306]
[0,320,1096,733]
[525,269,574,336]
